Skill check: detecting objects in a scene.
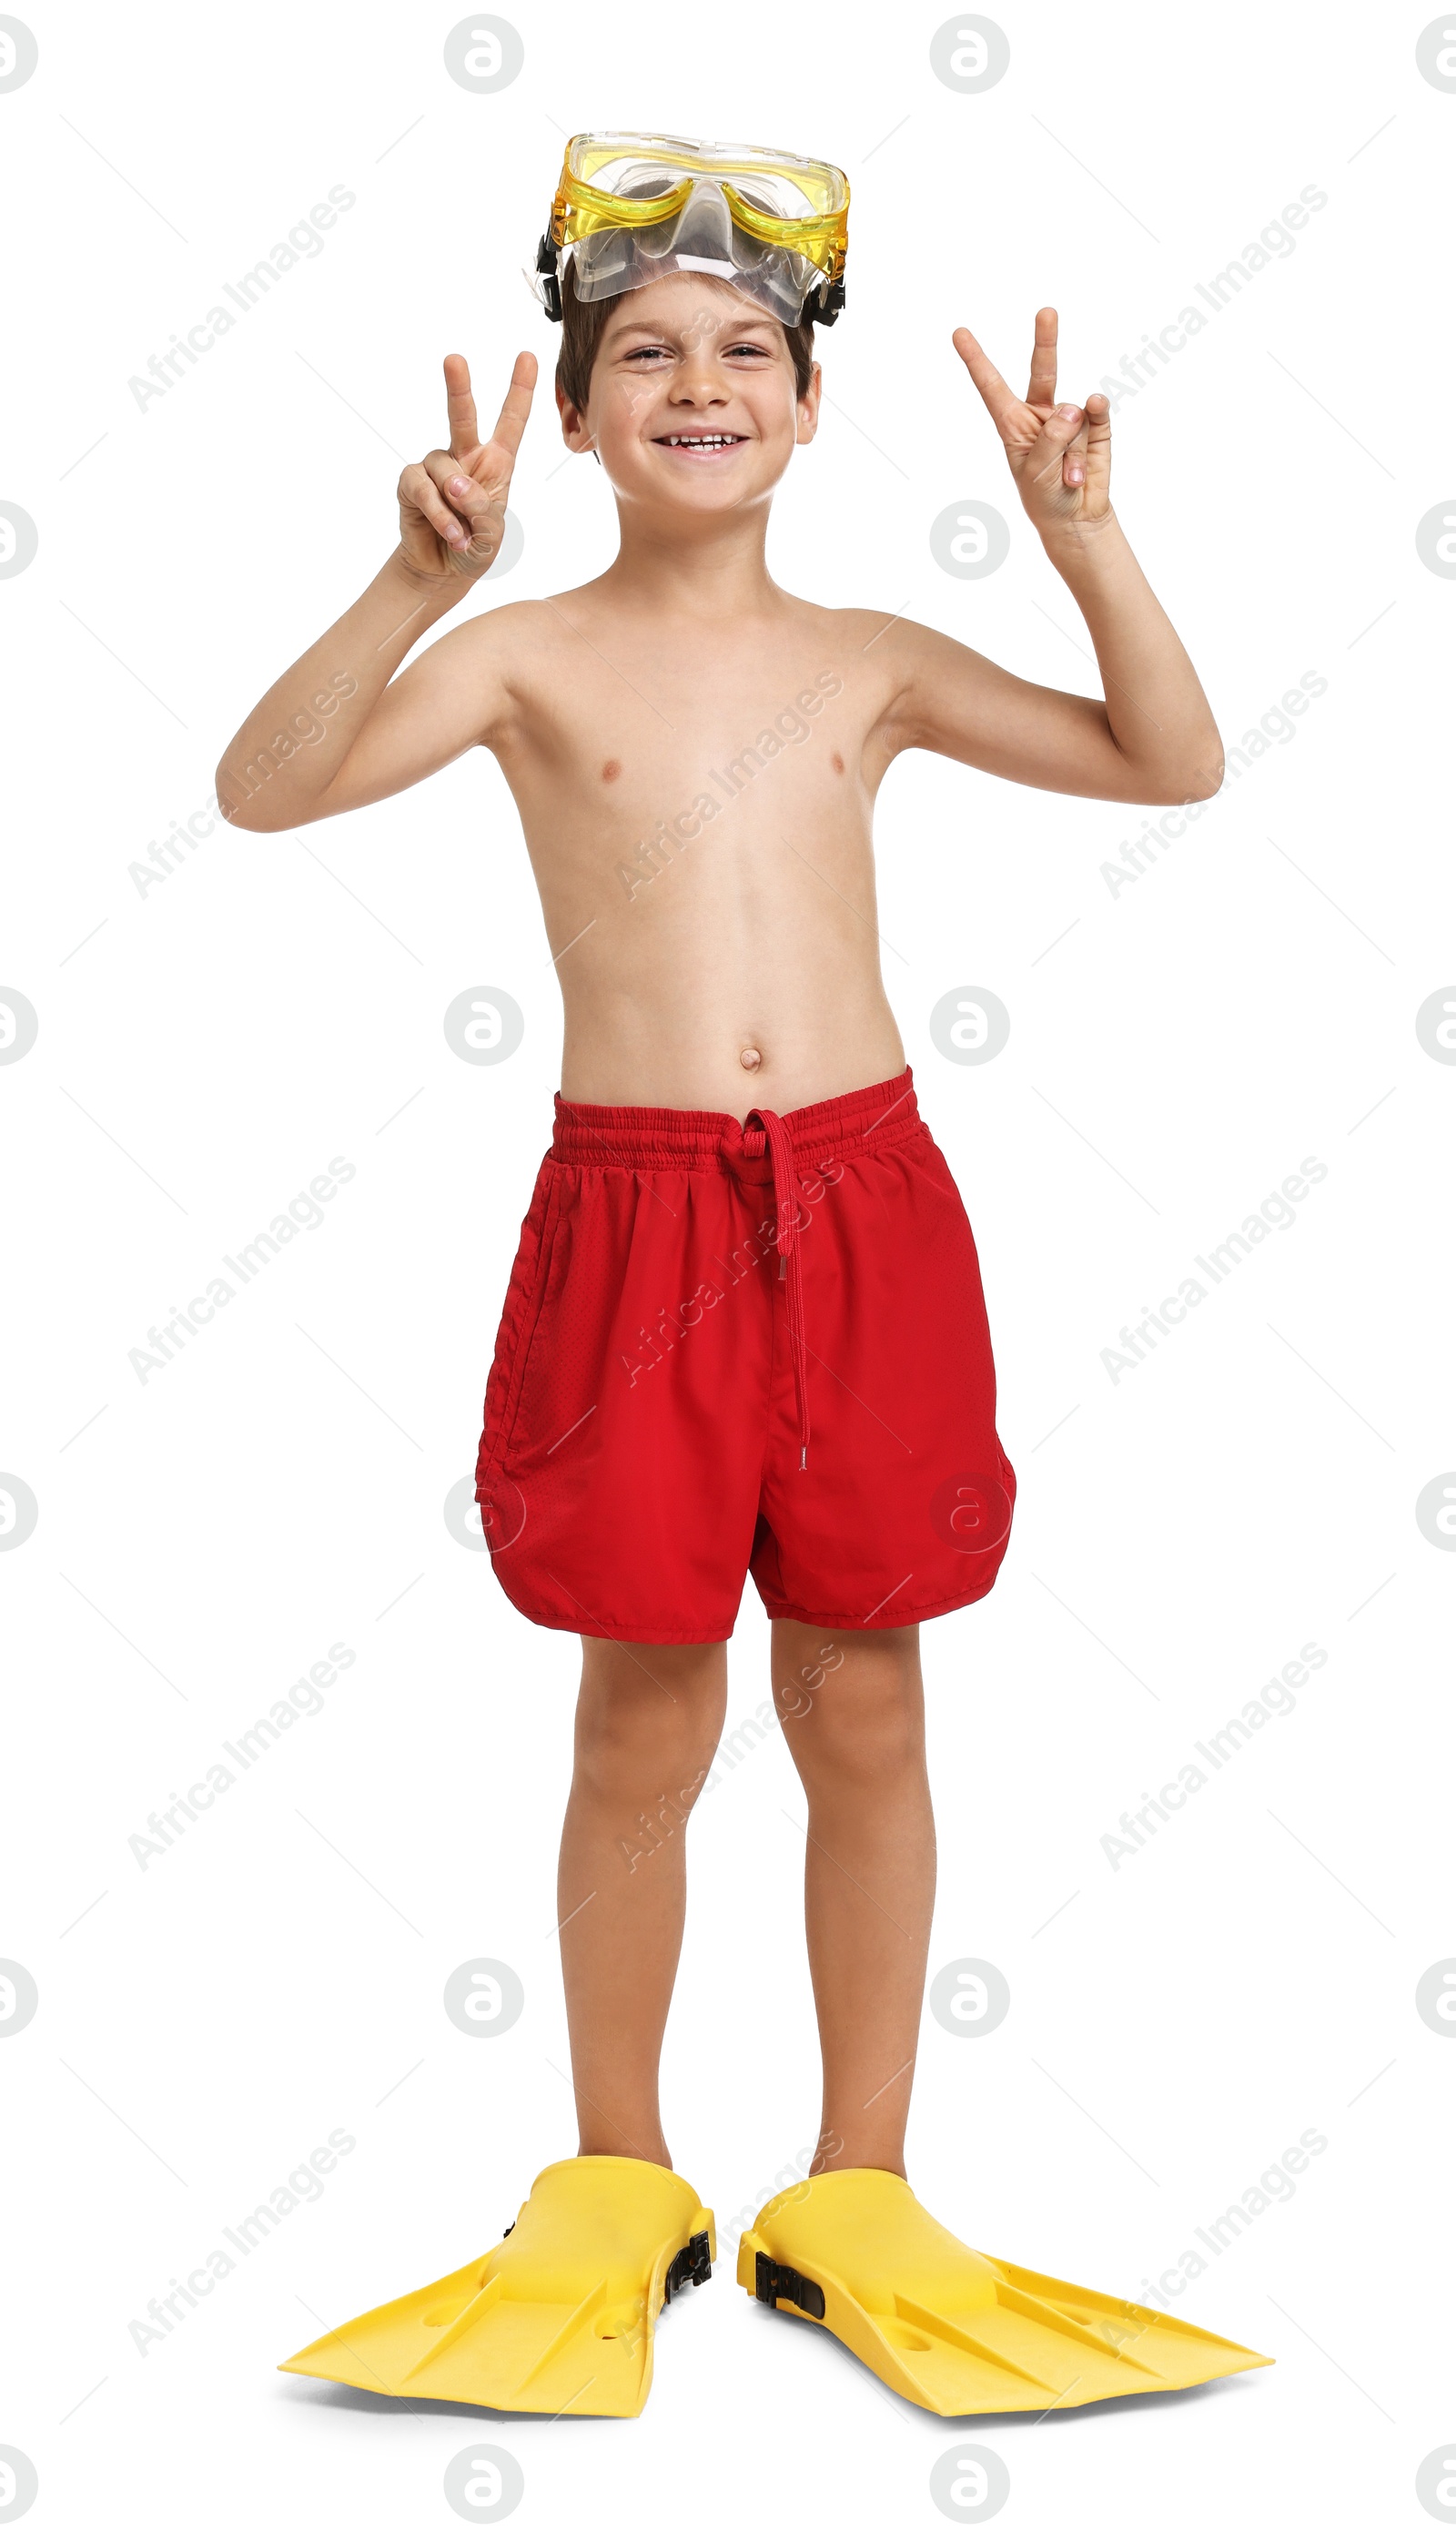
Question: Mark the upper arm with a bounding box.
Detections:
[873,617,1154,804]
[308,607,521,822]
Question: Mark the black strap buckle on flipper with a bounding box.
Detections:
[663,2230,713,2304]
[754,2252,826,2320]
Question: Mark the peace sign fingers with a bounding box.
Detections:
[443,351,538,491]
[399,352,538,587]
[953,310,1112,541]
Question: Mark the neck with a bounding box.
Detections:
[602,499,780,616]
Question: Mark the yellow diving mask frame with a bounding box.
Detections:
[533,130,849,329]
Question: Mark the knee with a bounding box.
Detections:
[573,1656,723,1804]
[789,1644,925,1787]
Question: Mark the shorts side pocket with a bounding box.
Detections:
[476,1165,566,1489]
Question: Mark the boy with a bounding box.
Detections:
[231,134,1268,2417]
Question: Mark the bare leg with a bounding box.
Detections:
[558,1635,727,2171]
[771,1622,935,2176]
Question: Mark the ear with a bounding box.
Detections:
[794,359,823,448]
[556,380,594,457]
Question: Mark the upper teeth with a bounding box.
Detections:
[664,434,737,446]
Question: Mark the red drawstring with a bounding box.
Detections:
[748,1108,809,1471]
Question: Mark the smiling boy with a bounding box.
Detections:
[228,133,1269,2420]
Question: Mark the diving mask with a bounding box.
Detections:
[533,131,849,329]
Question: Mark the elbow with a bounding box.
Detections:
[1112,714,1224,808]
[1143,727,1223,806]
[1180,756,1224,804]
[214,765,284,833]
[1179,717,1225,802]
[1126,761,1223,809]
[214,764,257,831]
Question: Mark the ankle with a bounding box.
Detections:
[574,2133,675,2174]
[811,2133,907,2178]
[577,2127,673,2169]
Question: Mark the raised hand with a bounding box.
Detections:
[952,309,1111,541]
[398,350,537,586]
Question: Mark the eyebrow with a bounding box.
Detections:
[606,317,781,349]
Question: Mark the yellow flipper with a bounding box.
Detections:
[281,2156,714,2419]
[739,2169,1272,2415]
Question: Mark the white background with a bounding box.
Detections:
[3,3,1453,2533]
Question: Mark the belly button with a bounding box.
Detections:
[739,1047,763,1071]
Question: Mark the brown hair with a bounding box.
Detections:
[554,260,816,418]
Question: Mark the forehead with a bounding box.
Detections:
[598,275,787,348]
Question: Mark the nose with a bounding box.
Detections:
[670,364,727,408]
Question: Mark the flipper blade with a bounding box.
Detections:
[742,2171,1273,2416]
[279,2157,713,2420]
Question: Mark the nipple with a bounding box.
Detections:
[739,1047,763,1072]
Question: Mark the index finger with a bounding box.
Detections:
[951,327,1035,445]
[443,353,480,459]
[483,350,538,463]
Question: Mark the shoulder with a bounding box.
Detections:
[408,595,579,726]
[784,601,971,679]
[430,594,566,660]
[817,607,972,660]
[774,598,908,653]
[435,582,632,675]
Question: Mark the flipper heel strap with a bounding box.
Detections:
[753,2252,824,2320]
[664,2231,713,2302]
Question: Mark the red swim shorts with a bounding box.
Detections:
[474,1068,1015,1644]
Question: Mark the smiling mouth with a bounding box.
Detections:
[653,431,747,453]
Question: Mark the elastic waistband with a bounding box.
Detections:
[550,1068,921,1169]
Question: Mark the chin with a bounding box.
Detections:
[620,470,766,511]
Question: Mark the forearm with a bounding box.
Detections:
[1046,514,1223,800]
[216,552,459,831]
